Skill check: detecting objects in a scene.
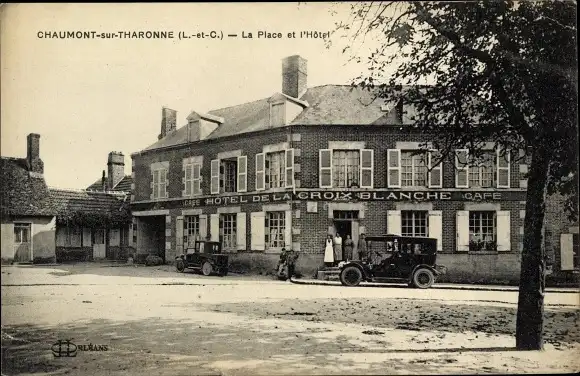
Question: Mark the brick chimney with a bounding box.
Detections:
[282,55,307,98]
[107,152,125,190]
[158,107,177,140]
[26,133,44,174]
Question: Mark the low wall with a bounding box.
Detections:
[436,253,521,285]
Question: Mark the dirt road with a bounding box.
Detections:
[1,264,579,375]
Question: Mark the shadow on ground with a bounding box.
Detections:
[0,316,496,376]
[205,298,580,348]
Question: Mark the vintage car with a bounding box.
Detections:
[338,234,447,288]
[175,240,229,276]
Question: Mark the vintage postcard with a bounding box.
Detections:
[1,2,578,375]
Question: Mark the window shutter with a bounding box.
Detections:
[150,170,157,199]
[496,211,511,251]
[199,214,208,239]
[360,149,374,188]
[82,227,92,247]
[284,210,292,248]
[255,153,265,191]
[162,169,169,198]
[193,164,202,195]
[560,234,575,270]
[319,149,332,188]
[210,214,220,242]
[386,210,401,235]
[285,149,295,188]
[428,150,443,188]
[210,159,220,194]
[456,211,469,251]
[237,156,248,192]
[428,211,443,251]
[455,149,469,188]
[176,216,184,256]
[387,149,401,188]
[183,165,192,197]
[250,212,266,251]
[236,212,247,251]
[497,149,511,188]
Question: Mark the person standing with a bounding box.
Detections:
[333,233,343,266]
[357,233,368,262]
[286,248,299,280]
[343,235,354,261]
[324,234,334,267]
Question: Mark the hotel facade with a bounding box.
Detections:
[129,55,579,283]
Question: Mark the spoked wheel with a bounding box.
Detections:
[201,262,213,276]
[340,266,363,287]
[412,268,435,289]
[175,259,185,273]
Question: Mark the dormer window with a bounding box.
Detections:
[270,101,285,127]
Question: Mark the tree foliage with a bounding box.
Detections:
[331,0,578,220]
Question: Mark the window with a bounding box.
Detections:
[469,152,495,188]
[220,214,237,251]
[211,156,247,194]
[14,223,30,243]
[132,221,137,245]
[469,211,496,251]
[319,148,374,188]
[265,212,286,249]
[184,215,200,248]
[401,211,428,237]
[152,168,168,199]
[183,162,202,196]
[333,150,360,188]
[265,151,286,189]
[333,210,359,220]
[221,159,237,193]
[456,149,511,188]
[401,151,427,187]
[120,227,128,246]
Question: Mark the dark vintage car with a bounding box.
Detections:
[338,234,447,288]
[175,240,229,276]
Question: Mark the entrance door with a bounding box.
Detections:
[13,223,32,263]
[93,229,106,259]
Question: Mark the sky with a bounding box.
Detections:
[1,2,385,190]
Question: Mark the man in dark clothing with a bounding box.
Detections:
[286,249,299,280]
[357,233,368,262]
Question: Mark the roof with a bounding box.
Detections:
[1,157,56,217]
[141,85,396,152]
[86,175,133,193]
[49,188,131,224]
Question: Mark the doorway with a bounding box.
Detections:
[93,228,106,259]
[332,211,360,259]
[137,216,167,262]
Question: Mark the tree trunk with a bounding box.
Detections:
[515,145,551,350]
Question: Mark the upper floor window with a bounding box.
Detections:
[183,158,202,197]
[387,149,442,188]
[319,149,373,189]
[211,156,247,194]
[256,149,294,191]
[151,162,169,199]
[456,149,510,188]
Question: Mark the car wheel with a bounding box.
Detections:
[202,262,213,276]
[412,268,435,289]
[175,259,185,273]
[340,266,363,287]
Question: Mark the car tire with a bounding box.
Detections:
[340,266,363,287]
[175,259,185,273]
[412,268,435,289]
[202,262,213,276]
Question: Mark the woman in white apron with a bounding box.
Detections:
[324,234,334,267]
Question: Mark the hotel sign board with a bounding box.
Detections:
[131,190,526,211]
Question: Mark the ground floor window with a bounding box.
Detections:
[265,211,285,249]
[469,211,496,251]
[185,215,200,248]
[14,223,31,244]
[401,211,428,237]
[220,214,237,250]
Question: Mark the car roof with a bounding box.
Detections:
[365,234,437,242]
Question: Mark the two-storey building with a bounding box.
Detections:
[130,55,578,283]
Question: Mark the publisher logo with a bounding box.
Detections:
[51,340,77,358]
